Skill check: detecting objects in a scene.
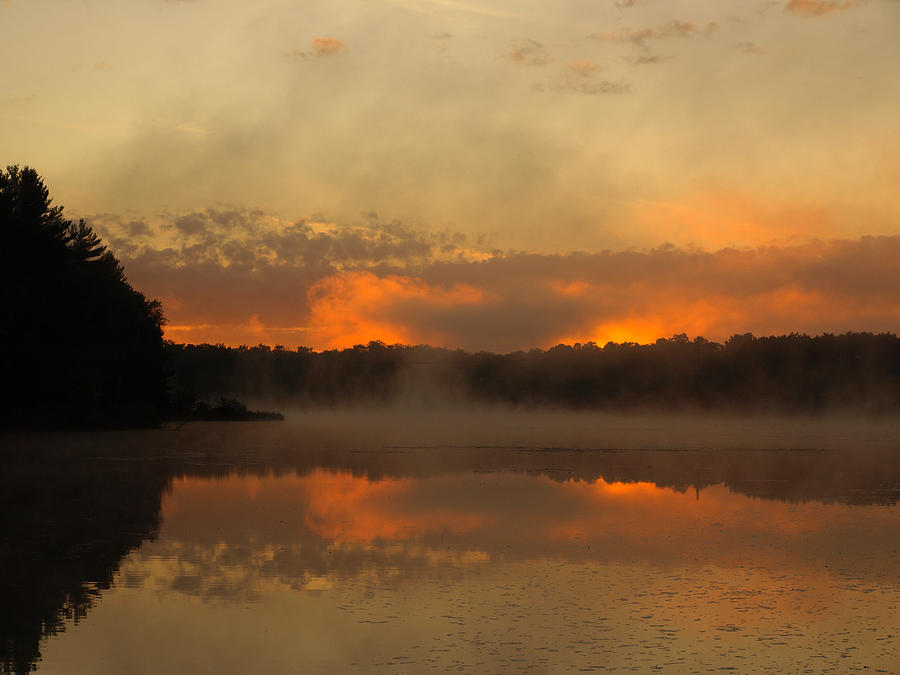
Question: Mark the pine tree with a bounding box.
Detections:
[0,166,168,427]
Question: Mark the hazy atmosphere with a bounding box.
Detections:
[2,2,899,674]
[3,0,900,348]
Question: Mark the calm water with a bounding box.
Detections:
[2,412,899,673]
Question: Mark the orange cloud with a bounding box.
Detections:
[286,38,348,61]
[785,0,860,16]
[304,271,493,349]
[127,215,900,351]
[566,60,603,78]
[160,241,900,350]
[312,37,347,56]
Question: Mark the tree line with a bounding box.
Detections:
[167,332,900,413]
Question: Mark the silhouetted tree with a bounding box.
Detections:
[164,332,900,413]
[0,166,168,427]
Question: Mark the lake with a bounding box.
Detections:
[2,411,899,673]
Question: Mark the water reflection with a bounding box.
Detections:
[131,470,899,602]
[1,417,898,673]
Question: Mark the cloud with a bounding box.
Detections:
[508,39,549,67]
[624,53,670,66]
[312,37,347,56]
[736,42,764,54]
[304,272,493,348]
[173,212,209,236]
[91,210,475,346]
[124,220,152,237]
[91,209,900,350]
[550,60,631,95]
[557,79,631,96]
[97,211,900,350]
[566,60,604,77]
[592,20,719,45]
[286,37,348,60]
[92,208,455,272]
[785,0,861,16]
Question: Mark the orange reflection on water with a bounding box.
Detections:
[548,476,846,542]
[301,469,487,543]
[159,469,899,576]
[162,470,490,545]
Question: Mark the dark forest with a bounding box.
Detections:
[168,332,900,414]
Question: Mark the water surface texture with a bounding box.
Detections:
[2,413,899,673]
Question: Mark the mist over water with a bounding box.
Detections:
[268,407,900,452]
[166,335,900,418]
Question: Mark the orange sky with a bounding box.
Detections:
[3,0,899,348]
[152,236,900,351]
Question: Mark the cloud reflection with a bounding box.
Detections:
[141,468,900,601]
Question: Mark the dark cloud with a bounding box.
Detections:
[624,53,669,66]
[173,212,208,236]
[125,219,152,237]
[508,40,550,67]
[591,20,719,45]
[550,61,631,95]
[557,79,631,95]
[94,208,462,274]
[736,41,764,54]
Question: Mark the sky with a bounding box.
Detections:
[2,0,899,350]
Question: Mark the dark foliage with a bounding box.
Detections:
[167,332,900,413]
[0,166,168,427]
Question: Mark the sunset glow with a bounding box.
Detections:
[2,0,898,348]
